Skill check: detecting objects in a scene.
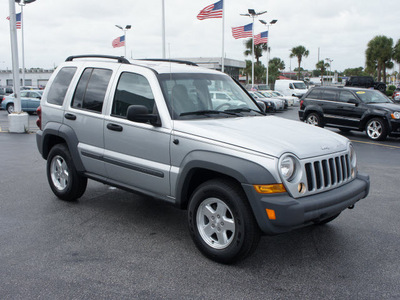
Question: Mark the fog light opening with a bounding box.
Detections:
[298,182,306,194]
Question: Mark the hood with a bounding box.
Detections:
[368,102,400,111]
[173,116,348,159]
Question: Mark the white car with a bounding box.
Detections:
[271,91,299,106]
[249,91,285,111]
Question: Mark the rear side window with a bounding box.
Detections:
[47,67,77,105]
[71,68,112,113]
[111,72,155,118]
[307,89,321,99]
[339,91,356,102]
[320,90,336,101]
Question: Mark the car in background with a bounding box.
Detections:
[271,90,299,106]
[299,86,400,141]
[1,90,43,114]
[392,88,400,103]
[344,76,386,93]
[245,84,271,91]
[249,91,285,111]
[258,91,288,109]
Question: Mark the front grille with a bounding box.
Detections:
[304,154,351,192]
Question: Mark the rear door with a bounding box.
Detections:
[103,67,172,197]
[63,63,119,176]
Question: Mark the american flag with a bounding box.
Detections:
[112,35,125,48]
[6,12,22,29]
[254,31,268,45]
[231,23,253,39]
[197,0,223,20]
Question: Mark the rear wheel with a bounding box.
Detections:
[47,144,87,201]
[365,118,387,141]
[188,179,260,264]
[306,112,323,127]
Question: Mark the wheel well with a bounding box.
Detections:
[42,134,67,159]
[361,115,389,130]
[179,168,242,210]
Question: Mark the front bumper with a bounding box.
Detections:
[389,119,400,136]
[242,173,370,235]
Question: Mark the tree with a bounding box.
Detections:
[316,60,330,85]
[289,45,309,80]
[244,39,268,63]
[393,39,400,82]
[365,35,393,83]
[268,57,285,84]
[243,60,266,84]
[343,67,366,76]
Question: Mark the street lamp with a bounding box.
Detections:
[15,0,36,87]
[115,24,131,58]
[241,9,267,89]
[259,19,278,87]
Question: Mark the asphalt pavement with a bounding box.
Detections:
[0,108,400,299]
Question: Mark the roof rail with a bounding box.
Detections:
[65,55,130,64]
[138,58,198,66]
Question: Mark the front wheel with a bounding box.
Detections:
[47,144,87,201]
[188,179,260,264]
[365,118,387,141]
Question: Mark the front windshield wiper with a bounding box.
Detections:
[225,108,266,115]
[180,110,238,117]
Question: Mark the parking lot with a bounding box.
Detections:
[1,108,399,299]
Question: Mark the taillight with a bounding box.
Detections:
[36,106,42,130]
[300,100,304,108]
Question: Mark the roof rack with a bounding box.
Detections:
[137,58,198,66]
[65,55,130,64]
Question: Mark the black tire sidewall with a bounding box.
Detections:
[188,179,259,264]
[307,112,322,127]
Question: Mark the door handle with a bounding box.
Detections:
[107,123,123,132]
[64,113,76,120]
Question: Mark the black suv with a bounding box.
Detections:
[345,76,386,93]
[299,86,400,141]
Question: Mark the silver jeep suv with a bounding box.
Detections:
[36,55,370,263]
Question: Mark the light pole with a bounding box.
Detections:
[325,58,333,85]
[259,19,277,87]
[115,24,131,58]
[240,9,267,89]
[15,0,36,87]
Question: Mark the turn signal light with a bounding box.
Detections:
[266,209,276,220]
[253,184,286,194]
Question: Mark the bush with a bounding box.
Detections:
[388,85,396,92]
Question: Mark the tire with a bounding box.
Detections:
[47,143,87,201]
[306,112,323,127]
[314,213,340,225]
[377,84,385,93]
[7,103,14,114]
[365,118,387,141]
[188,179,261,264]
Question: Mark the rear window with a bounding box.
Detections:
[47,67,77,105]
[71,68,112,113]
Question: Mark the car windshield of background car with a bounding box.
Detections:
[158,73,260,120]
[356,90,391,104]
[293,82,307,89]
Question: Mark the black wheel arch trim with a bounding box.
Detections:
[175,151,276,209]
[40,122,86,173]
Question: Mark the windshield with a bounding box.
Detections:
[293,82,307,89]
[158,73,261,119]
[356,90,392,104]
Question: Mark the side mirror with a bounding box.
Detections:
[127,105,161,127]
[289,85,294,89]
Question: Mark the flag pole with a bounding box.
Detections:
[251,17,255,88]
[8,0,21,112]
[21,5,25,87]
[221,0,225,73]
[162,0,166,59]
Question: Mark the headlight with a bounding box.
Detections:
[391,112,400,119]
[280,155,296,181]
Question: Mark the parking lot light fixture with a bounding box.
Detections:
[115,24,131,58]
[259,19,278,86]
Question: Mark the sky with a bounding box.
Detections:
[1,0,400,73]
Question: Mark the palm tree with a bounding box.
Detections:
[289,45,309,80]
[365,35,393,83]
[268,57,285,84]
[316,60,330,85]
[393,39,400,83]
[244,38,268,63]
